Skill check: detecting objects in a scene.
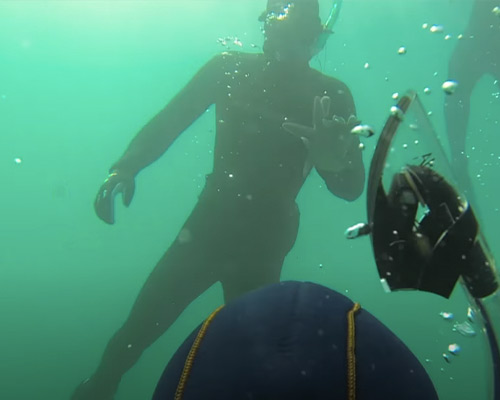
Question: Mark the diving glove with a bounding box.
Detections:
[94,170,135,224]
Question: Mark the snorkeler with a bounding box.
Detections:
[444,0,500,205]
[72,0,365,399]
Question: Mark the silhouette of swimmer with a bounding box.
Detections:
[444,0,500,205]
[72,1,365,398]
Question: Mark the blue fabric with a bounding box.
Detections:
[153,281,438,399]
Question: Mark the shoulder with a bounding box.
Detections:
[199,52,266,87]
[310,69,356,115]
[312,69,353,98]
[207,51,263,69]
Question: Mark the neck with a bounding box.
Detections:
[263,55,311,78]
[263,49,311,72]
[263,38,313,68]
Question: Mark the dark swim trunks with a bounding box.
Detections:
[171,174,300,281]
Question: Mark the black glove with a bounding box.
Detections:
[94,171,135,224]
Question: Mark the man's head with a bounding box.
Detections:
[260,0,323,63]
[260,0,320,21]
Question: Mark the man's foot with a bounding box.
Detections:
[70,376,118,400]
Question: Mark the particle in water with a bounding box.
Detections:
[422,23,429,29]
[493,6,500,17]
[398,46,407,55]
[14,157,22,164]
[351,124,375,138]
[440,311,454,321]
[453,321,477,337]
[467,307,476,323]
[444,34,452,40]
[424,87,431,95]
[177,228,193,244]
[442,80,458,94]
[430,25,444,33]
[358,142,365,150]
[392,92,399,100]
[448,343,461,355]
[390,106,404,120]
[344,222,371,239]
[442,353,451,363]
[364,62,370,69]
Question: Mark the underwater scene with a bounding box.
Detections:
[1,0,500,399]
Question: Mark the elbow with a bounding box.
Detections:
[330,181,364,202]
[326,166,365,202]
[339,187,363,202]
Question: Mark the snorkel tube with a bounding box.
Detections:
[355,91,500,399]
[311,0,343,56]
[311,0,342,56]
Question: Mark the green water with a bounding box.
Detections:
[1,1,499,399]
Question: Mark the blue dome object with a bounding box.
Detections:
[153,281,438,400]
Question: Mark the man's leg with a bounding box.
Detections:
[220,204,300,303]
[221,256,284,304]
[72,215,219,399]
[445,41,484,204]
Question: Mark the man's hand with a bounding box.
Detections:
[282,95,360,172]
[94,171,135,224]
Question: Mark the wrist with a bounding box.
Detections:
[109,162,137,179]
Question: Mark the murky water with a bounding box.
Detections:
[1,1,499,399]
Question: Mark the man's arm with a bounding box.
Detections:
[316,141,365,201]
[317,84,365,201]
[111,54,225,176]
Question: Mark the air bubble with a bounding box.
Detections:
[442,80,458,94]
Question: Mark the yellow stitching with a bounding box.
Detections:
[175,305,224,400]
[347,302,361,400]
